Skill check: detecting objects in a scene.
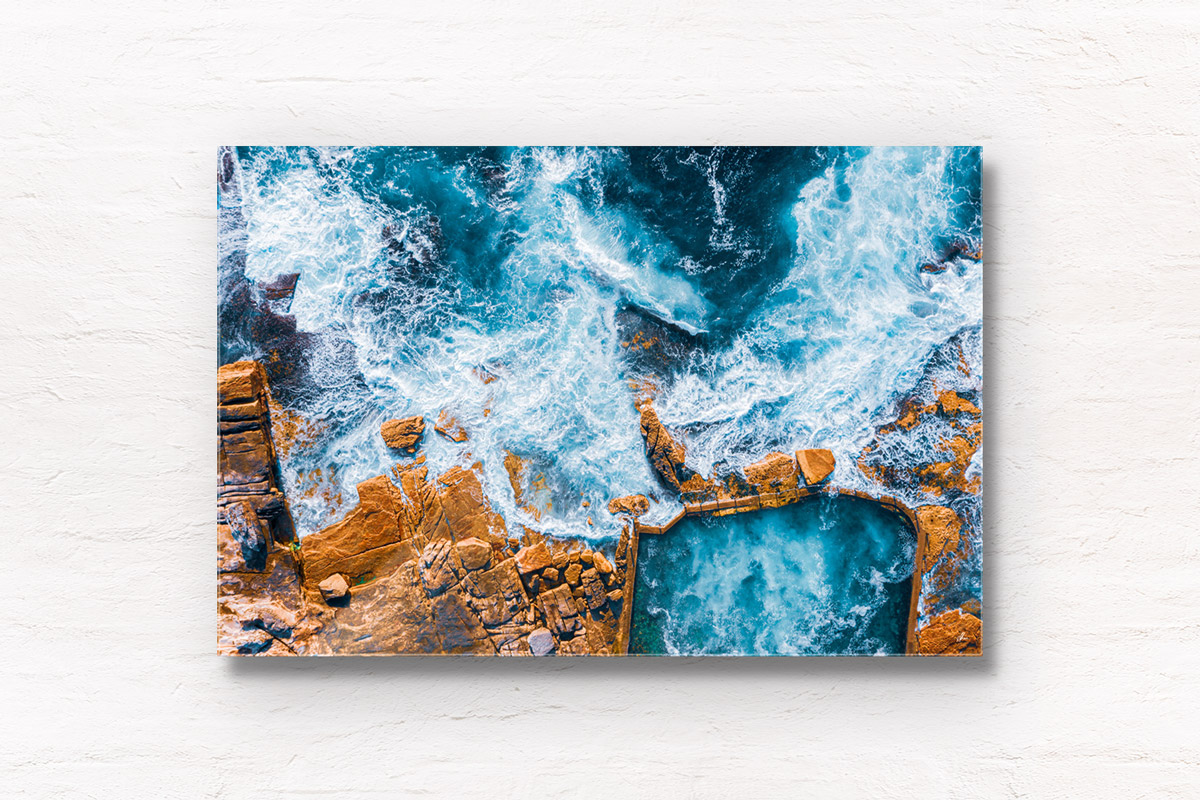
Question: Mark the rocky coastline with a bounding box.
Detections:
[219,341,982,656]
[218,361,628,656]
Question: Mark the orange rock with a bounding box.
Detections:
[678,473,716,496]
[592,551,614,575]
[607,494,650,517]
[218,361,266,405]
[514,542,553,575]
[380,415,425,452]
[745,452,800,492]
[938,390,981,417]
[796,448,835,485]
[434,409,469,442]
[455,537,493,571]
[637,401,689,491]
[437,465,507,544]
[299,475,410,586]
[503,451,528,505]
[916,505,962,574]
[916,608,981,655]
[318,573,350,603]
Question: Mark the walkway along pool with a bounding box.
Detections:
[629,495,918,656]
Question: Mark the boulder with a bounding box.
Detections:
[580,568,606,610]
[744,451,799,492]
[528,627,555,656]
[456,537,494,568]
[592,551,613,575]
[318,573,350,603]
[542,566,560,585]
[455,537,493,571]
[298,476,408,586]
[916,609,982,655]
[638,402,689,491]
[796,448,836,485]
[514,542,553,575]
[607,494,650,517]
[564,563,583,587]
[380,415,425,452]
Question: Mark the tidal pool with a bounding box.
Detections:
[630,496,916,656]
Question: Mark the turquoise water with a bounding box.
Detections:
[631,496,916,656]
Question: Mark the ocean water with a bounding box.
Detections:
[218,145,981,653]
[631,496,916,656]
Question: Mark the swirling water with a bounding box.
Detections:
[218,145,981,654]
[631,496,916,656]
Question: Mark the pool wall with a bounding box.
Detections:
[616,486,949,656]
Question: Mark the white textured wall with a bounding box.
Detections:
[3,1,1198,797]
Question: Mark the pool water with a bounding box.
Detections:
[630,496,916,656]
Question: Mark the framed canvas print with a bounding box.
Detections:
[217,146,982,657]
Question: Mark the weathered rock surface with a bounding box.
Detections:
[380,415,425,452]
[607,494,650,517]
[916,505,963,574]
[637,401,690,491]
[438,465,507,544]
[318,573,350,603]
[514,542,553,575]
[218,361,326,656]
[455,537,492,571]
[796,448,836,485]
[916,608,982,655]
[299,476,410,588]
[744,451,801,492]
[856,330,983,641]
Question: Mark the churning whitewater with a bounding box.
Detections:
[218,146,982,655]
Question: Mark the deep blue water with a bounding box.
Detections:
[631,496,916,656]
[218,145,982,654]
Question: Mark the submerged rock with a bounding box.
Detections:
[434,409,469,442]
